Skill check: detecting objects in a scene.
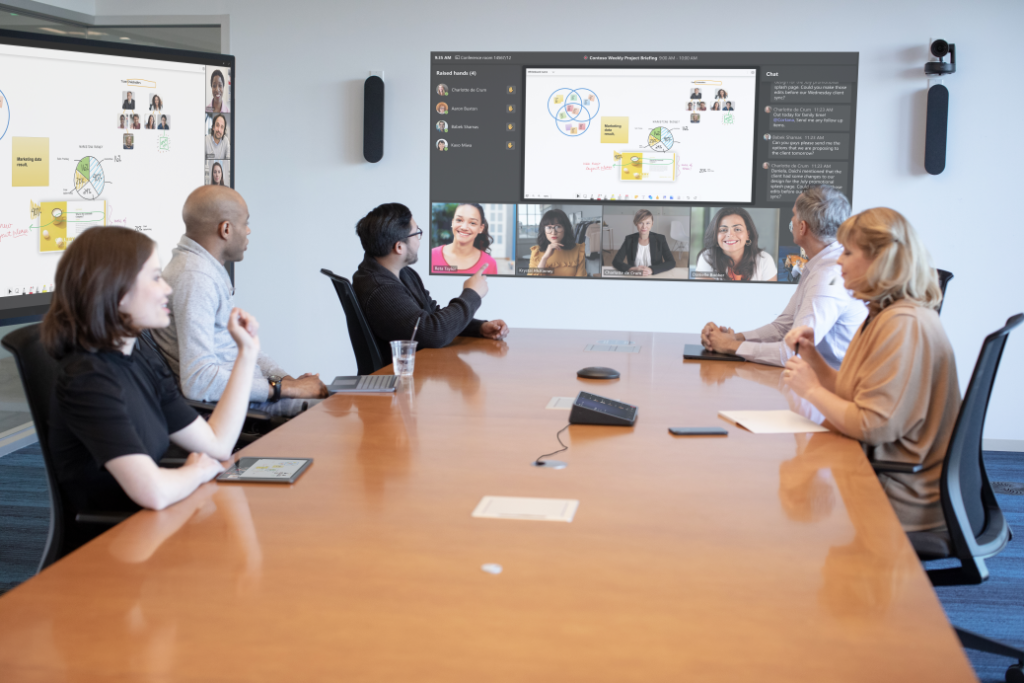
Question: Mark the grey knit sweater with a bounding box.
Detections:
[152,235,287,403]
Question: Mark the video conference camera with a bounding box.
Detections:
[925,39,956,76]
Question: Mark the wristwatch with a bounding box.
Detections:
[268,375,283,402]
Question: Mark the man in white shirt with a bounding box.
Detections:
[701,185,866,368]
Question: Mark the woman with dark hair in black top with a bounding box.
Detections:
[43,227,259,527]
[694,207,778,281]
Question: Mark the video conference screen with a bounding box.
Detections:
[0,30,234,321]
[429,51,857,284]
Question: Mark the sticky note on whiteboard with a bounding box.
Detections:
[13,137,50,186]
[601,117,628,143]
[472,496,579,523]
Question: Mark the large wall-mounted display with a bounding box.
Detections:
[429,51,857,284]
[0,29,234,321]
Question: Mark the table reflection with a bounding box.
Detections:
[107,484,263,591]
[781,433,916,619]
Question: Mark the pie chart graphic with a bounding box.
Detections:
[647,127,674,152]
[74,156,105,199]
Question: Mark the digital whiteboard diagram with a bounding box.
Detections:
[547,88,600,137]
[647,126,674,152]
[1,38,218,307]
[524,68,757,203]
[615,151,675,181]
[74,156,105,199]
[36,201,106,252]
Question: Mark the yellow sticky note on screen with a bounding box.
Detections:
[39,202,67,252]
[601,117,628,143]
[12,137,49,186]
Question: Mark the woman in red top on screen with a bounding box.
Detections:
[430,203,498,274]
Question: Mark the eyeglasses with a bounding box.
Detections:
[403,229,423,241]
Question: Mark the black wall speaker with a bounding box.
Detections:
[924,84,948,175]
[363,75,384,163]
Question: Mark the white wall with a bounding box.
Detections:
[93,0,1024,442]
[36,0,96,15]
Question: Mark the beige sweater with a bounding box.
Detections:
[835,300,961,531]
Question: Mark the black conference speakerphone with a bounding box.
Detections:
[569,392,638,426]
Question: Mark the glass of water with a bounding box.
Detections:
[390,340,418,377]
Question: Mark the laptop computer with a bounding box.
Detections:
[328,375,399,393]
[683,344,746,362]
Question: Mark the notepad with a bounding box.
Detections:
[546,396,575,410]
[718,410,829,434]
[472,496,579,522]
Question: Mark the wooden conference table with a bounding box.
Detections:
[0,329,976,682]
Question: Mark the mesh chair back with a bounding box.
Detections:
[320,269,385,376]
[942,314,1022,551]
[936,269,953,315]
[1,324,63,570]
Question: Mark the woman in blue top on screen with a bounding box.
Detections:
[695,207,777,281]
[42,227,259,549]
[430,203,498,274]
[528,208,586,277]
[612,209,676,277]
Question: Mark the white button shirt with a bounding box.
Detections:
[736,241,867,368]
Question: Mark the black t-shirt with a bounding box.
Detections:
[49,340,198,514]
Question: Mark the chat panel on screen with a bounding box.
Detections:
[523,68,756,204]
[0,35,233,318]
[428,52,857,285]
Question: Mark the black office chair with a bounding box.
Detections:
[871,313,1024,683]
[1,324,132,570]
[134,330,277,451]
[320,268,384,375]
[937,268,953,316]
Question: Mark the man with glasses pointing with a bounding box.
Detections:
[353,203,509,365]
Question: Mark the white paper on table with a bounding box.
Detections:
[718,410,829,434]
[472,496,579,523]
[546,397,575,410]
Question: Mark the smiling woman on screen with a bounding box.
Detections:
[430,203,497,274]
[695,207,777,281]
[206,69,230,113]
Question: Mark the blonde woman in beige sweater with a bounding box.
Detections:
[781,208,957,532]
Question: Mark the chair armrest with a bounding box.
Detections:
[185,398,271,421]
[75,512,133,525]
[159,457,188,468]
[870,460,923,474]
